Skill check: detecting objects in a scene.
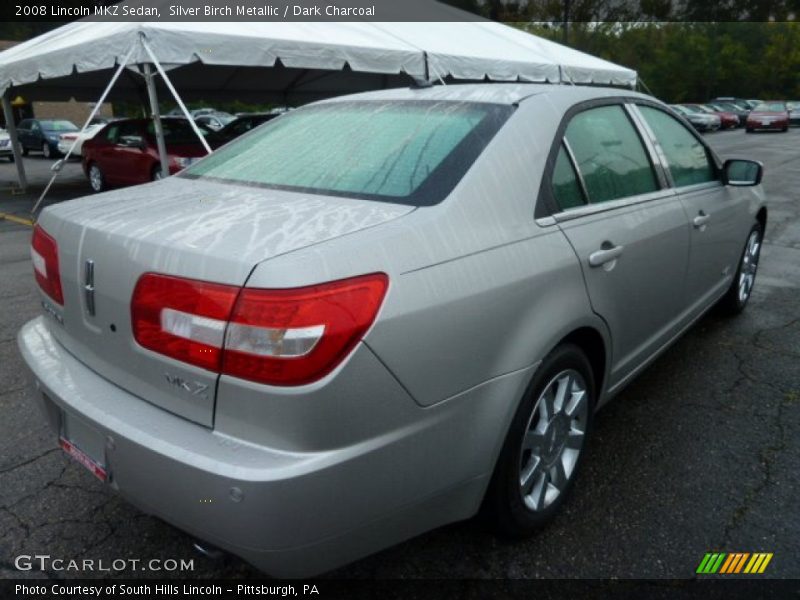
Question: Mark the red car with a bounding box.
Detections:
[82,118,210,192]
[746,101,790,133]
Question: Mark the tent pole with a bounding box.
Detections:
[143,63,170,179]
[2,91,28,192]
[30,41,138,216]
[141,38,211,154]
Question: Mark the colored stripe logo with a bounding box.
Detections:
[697,552,773,574]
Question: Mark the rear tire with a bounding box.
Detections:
[718,222,763,316]
[42,142,51,159]
[484,343,596,537]
[151,165,166,181]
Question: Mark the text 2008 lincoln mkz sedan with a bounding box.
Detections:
[19,84,766,577]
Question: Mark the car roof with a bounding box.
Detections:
[316,83,652,107]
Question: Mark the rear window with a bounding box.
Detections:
[753,102,786,112]
[40,120,78,131]
[183,101,512,206]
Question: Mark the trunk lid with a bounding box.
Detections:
[39,176,413,427]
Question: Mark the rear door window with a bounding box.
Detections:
[552,144,586,211]
[564,105,659,204]
[638,106,717,187]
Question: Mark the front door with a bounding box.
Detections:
[635,105,747,317]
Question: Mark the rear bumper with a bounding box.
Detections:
[747,121,788,130]
[18,317,528,576]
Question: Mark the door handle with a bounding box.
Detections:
[693,212,711,228]
[589,244,624,267]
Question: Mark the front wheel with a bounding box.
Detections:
[484,344,595,537]
[42,141,51,159]
[718,223,763,315]
[87,163,106,193]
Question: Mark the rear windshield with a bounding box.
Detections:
[183,100,513,206]
[753,102,786,112]
[40,120,78,131]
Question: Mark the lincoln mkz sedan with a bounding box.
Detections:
[19,84,766,577]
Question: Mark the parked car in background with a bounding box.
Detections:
[787,101,800,126]
[81,117,210,192]
[194,111,236,132]
[683,103,739,129]
[0,128,13,161]
[745,99,763,109]
[20,84,767,577]
[745,101,790,132]
[207,112,283,147]
[57,123,105,157]
[671,104,721,131]
[708,102,749,126]
[711,97,752,112]
[16,119,79,158]
[166,106,217,118]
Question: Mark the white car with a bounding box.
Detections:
[57,123,104,157]
[0,128,12,161]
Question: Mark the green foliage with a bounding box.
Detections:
[517,22,800,102]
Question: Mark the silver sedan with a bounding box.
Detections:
[18,83,766,577]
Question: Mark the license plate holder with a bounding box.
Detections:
[59,412,108,482]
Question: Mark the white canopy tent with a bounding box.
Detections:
[0,8,637,194]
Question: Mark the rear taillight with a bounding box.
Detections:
[31,224,64,305]
[131,272,388,386]
[131,274,239,371]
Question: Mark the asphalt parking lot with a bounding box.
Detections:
[1,128,798,580]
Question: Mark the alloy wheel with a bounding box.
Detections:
[738,230,761,304]
[42,142,50,158]
[89,165,103,192]
[519,369,589,512]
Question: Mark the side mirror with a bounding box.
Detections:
[723,159,763,186]
[119,136,145,150]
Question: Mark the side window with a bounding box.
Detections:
[31,121,40,132]
[105,125,120,143]
[552,144,586,211]
[564,105,659,204]
[638,106,717,188]
[116,122,143,146]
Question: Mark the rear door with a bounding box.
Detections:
[634,104,745,317]
[549,102,691,391]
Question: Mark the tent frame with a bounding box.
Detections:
[30,34,216,213]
